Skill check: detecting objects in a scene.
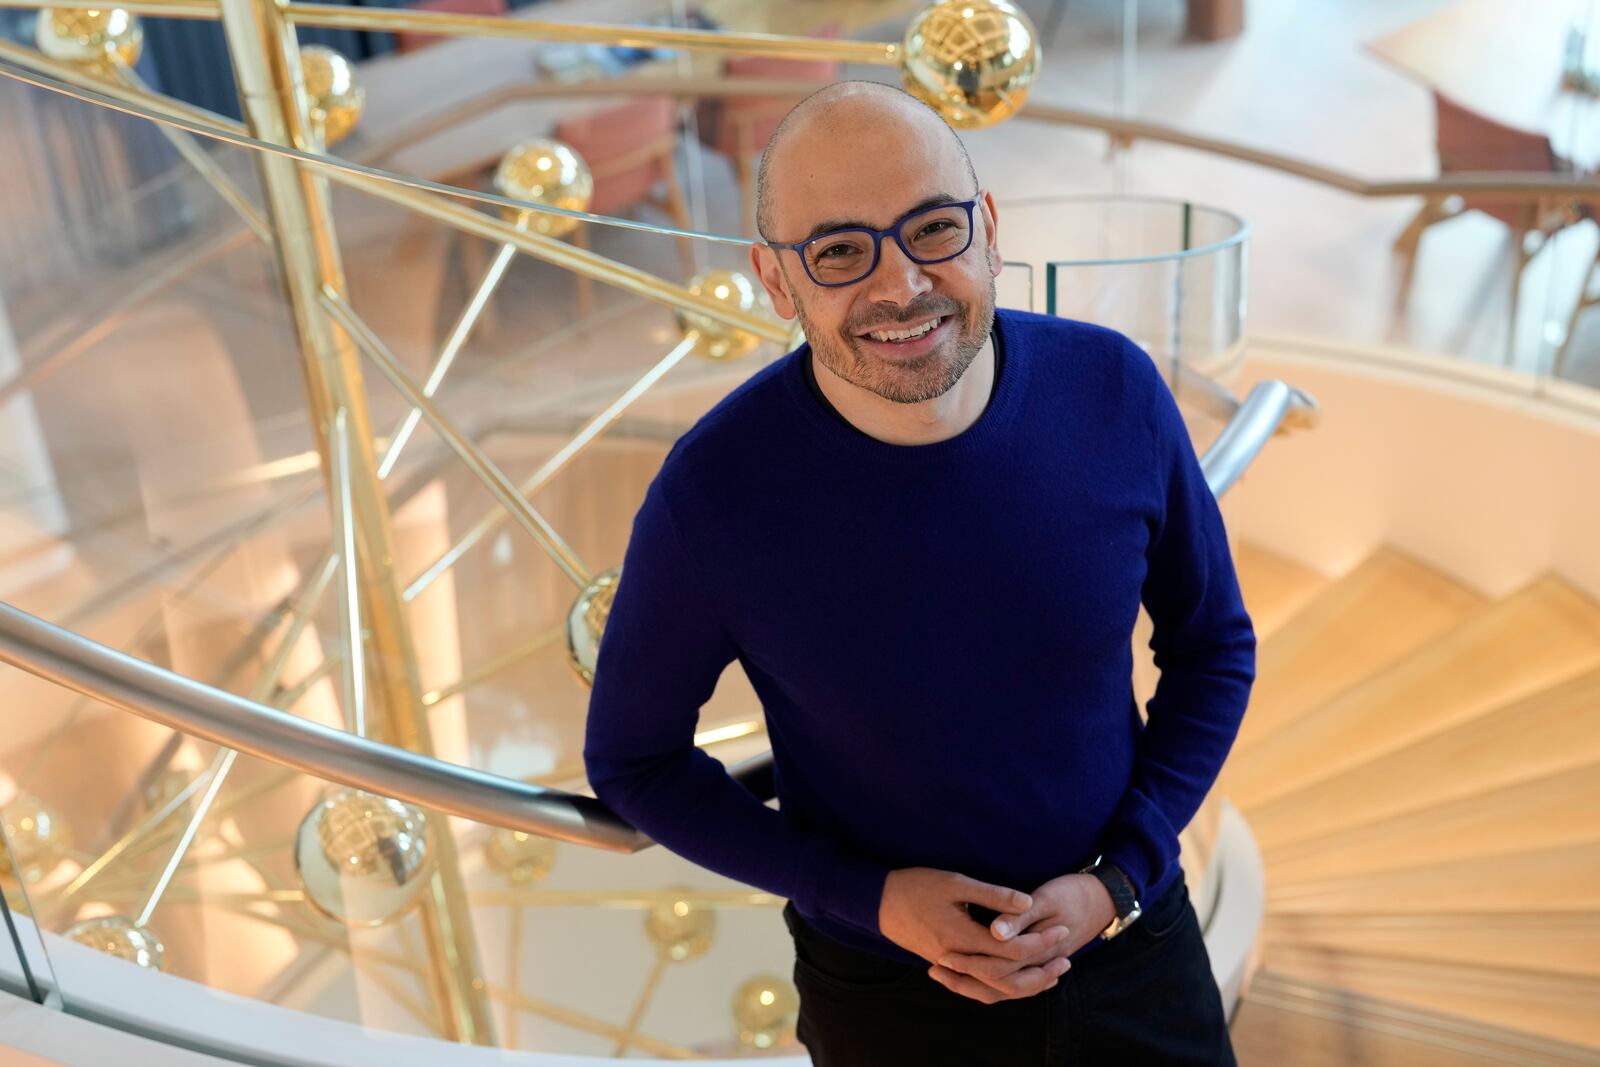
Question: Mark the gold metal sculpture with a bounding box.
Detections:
[484,828,556,885]
[294,789,433,927]
[34,6,143,69]
[298,43,363,146]
[0,0,1049,1052]
[733,975,799,1051]
[675,268,766,360]
[901,0,1041,128]
[1,794,70,884]
[644,888,715,962]
[64,915,167,971]
[494,140,594,238]
[566,564,620,686]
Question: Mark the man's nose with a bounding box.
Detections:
[863,235,935,305]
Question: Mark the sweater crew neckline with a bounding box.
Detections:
[781,309,1026,465]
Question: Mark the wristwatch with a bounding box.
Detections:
[1077,853,1142,940]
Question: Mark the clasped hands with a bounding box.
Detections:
[878,866,1117,1005]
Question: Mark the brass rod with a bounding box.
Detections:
[610,952,668,1057]
[276,654,337,709]
[311,166,786,340]
[285,2,898,63]
[0,228,255,410]
[470,888,780,908]
[0,51,759,244]
[0,0,221,14]
[485,984,698,1058]
[376,239,518,480]
[404,334,697,601]
[328,409,369,737]
[136,748,237,925]
[113,63,272,242]
[319,288,592,588]
[421,623,564,707]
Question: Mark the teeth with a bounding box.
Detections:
[868,317,940,343]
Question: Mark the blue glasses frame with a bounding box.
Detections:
[766,197,980,288]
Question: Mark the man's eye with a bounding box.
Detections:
[816,244,862,260]
[916,220,955,239]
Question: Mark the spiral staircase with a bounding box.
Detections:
[1210,542,1600,1066]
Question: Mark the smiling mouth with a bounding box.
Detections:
[859,316,945,344]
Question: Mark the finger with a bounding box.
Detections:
[928,964,1006,1005]
[930,962,1064,1004]
[957,874,1031,915]
[949,923,1071,964]
[939,927,1072,976]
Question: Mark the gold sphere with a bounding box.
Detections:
[566,565,620,687]
[494,139,594,238]
[294,789,431,927]
[299,45,364,146]
[901,0,1041,129]
[35,8,143,68]
[64,916,165,971]
[1,795,70,885]
[674,269,766,360]
[733,974,799,1050]
[644,887,715,962]
[484,828,556,884]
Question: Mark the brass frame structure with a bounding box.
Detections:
[15,0,1574,1051]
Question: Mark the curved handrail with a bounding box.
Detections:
[1201,380,1318,497]
[0,378,1312,848]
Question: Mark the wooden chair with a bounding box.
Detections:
[554,96,694,316]
[694,26,840,234]
[395,0,509,54]
[1394,90,1587,355]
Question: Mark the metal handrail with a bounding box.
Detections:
[0,379,1312,847]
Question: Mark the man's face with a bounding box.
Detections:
[751,104,1002,405]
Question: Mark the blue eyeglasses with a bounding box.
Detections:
[766,197,980,287]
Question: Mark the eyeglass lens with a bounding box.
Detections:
[803,204,973,285]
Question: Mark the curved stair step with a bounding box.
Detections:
[1242,667,1600,850]
[1262,911,1600,979]
[1235,969,1600,1066]
[1258,944,1600,1049]
[1233,547,1484,755]
[1265,841,1600,915]
[1233,541,1335,639]
[1261,761,1600,882]
[1222,575,1600,810]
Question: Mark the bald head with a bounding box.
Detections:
[754,80,978,242]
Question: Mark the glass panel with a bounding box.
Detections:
[1009,196,1246,381]
[0,798,61,1005]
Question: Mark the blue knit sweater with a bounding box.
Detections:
[582,308,1256,967]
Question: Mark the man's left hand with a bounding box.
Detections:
[929,873,1117,1000]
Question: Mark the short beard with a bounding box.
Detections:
[791,264,997,406]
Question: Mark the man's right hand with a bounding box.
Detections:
[878,867,1073,1003]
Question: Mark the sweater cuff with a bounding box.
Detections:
[1093,787,1179,905]
[795,834,894,938]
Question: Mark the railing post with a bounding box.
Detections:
[212,0,496,1044]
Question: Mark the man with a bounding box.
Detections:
[583,80,1254,1065]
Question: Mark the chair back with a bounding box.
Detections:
[697,24,841,156]
[1433,90,1558,228]
[555,96,678,216]
[395,0,509,54]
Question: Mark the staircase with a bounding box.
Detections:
[1215,543,1600,1066]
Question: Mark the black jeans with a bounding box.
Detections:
[782,873,1237,1066]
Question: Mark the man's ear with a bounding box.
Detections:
[980,189,1002,279]
[750,244,798,320]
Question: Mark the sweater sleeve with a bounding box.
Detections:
[1091,352,1257,903]
[582,465,896,937]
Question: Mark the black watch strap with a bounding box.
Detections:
[1078,854,1142,937]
